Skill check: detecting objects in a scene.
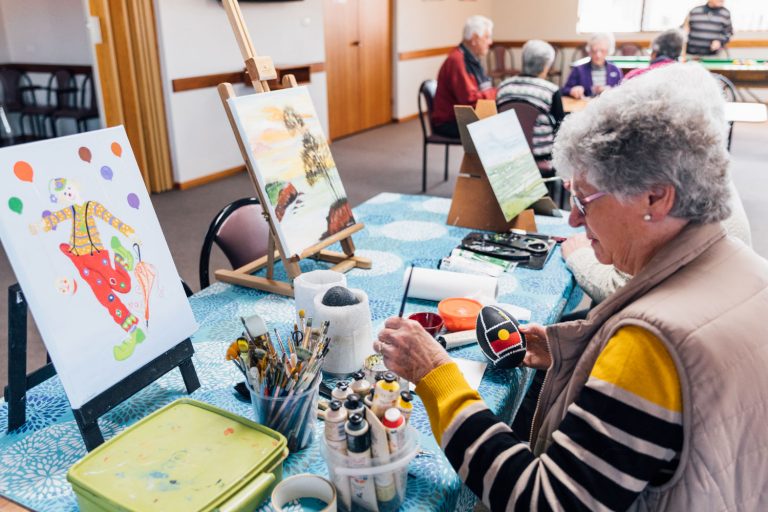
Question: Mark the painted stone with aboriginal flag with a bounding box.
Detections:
[476,305,526,368]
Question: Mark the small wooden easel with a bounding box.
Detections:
[447,100,558,232]
[4,283,200,451]
[215,0,370,297]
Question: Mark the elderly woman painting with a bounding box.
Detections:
[376,63,768,510]
[562,32,622,98]
[496,40,564,171]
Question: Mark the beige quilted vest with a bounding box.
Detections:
[533,222,768,511]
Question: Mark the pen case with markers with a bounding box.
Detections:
[67,398,288,512]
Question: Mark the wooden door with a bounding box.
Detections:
[324,0,392,140]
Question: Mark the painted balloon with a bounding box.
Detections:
[100,165,113,181]
[8,197,23,214]
[127,193,140,209]
[13,161,33,182]
[111,142,122,157]
[79,146,92,163]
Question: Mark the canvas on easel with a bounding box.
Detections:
[214,0,370,297]
[0,127,198,413]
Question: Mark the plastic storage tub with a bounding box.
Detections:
[320,424,418,512]
[67,399,288,512]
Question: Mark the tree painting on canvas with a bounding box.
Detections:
[0,127,198,408]
[228,86,355,257]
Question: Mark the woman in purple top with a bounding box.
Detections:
[562,32,623,98]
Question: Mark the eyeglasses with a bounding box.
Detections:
[570,191,608,217]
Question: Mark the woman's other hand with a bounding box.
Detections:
[569,85,585,99]
[561,233,592,260]
[519,323,551,370]
[376,316,452,384]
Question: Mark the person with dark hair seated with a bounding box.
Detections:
[623,28,687,82]
[431,15,496,138]
[375,63,768,510]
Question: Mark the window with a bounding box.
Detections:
[577,0,768,33]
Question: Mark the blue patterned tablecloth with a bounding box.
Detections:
[0,193,581,512]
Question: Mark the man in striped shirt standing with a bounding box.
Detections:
[684,0,733,56]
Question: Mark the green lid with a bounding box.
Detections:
[67,399,287,512]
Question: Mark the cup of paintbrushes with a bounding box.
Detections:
[246,372,321,452]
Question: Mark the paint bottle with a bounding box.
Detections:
[397,391,413,424]
[332,381,351,402]
[324,400,347,453]
[344,393,364,419]
[350,370,372,398]
[382,408,407,455]
[345,413,377,509]
[371,372,400,419]
[364,388,375,409]
[324,401,351,510]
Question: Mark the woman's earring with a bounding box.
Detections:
[643,214,652,222]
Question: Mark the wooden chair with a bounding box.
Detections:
[199,197,271,289]
[487,44,519,85]
[547,44,565,86]
[417,79,462,193]
[571,45,589,63]
[52,73,100,133]
[617,43,643,56]
[496,97,564,207]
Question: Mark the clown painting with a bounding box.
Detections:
[0,127,197,409]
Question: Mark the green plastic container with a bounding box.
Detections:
[67,399,288,512]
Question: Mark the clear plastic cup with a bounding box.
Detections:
[246,380,320,452]
[320,424,418,512]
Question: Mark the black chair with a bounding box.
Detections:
[0,68,38,141]
[19,69,78,138]
[199,197,271,289]
[417,79,463,193]
[52,73,100,133]
[496,97,564,207]
[712,73,737,149]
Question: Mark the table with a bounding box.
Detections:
[572,56,768,88]
[563,96,768,123]
[0,193,581,512]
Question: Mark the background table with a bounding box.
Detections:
[0,193,581,512]
[572,55,768,89]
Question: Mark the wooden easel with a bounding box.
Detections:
[447,100,558,232]
[215,0,370,297]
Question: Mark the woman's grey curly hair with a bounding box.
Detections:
[552,62,731,223]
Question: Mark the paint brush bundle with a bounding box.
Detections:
[225,314,332,451]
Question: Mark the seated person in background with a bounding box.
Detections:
[431,15,496,138]
[623,28,688,82]
[684,0,733,56]
[562,32,622,99]
[496,40,564,172]
[376,62,768,510]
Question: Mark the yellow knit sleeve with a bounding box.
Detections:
[415,362,482,445]
[590,326,682,413]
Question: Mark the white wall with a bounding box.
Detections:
[0,0,90,64]
[0,2,9,62]
[393,0,493,119]
[154,0,327,185]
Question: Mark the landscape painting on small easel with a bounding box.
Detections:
[228,86,356,257]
